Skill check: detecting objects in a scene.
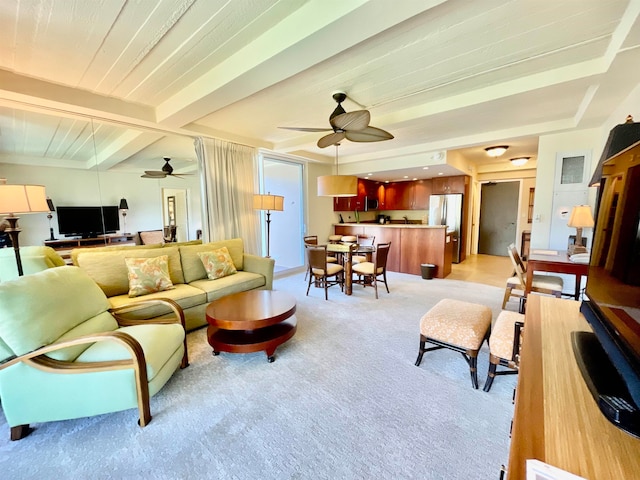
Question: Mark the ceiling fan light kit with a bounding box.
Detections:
[485,145,509,157]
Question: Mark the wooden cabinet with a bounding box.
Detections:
[333,178,379,211]
[432,175,465,194]
[412,179,432,209]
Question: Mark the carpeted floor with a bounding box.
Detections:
[0,271,518,479]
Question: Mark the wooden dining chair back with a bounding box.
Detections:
[502,243,563,309]
[352,242,391,299]
[306,245,344,300]
[304,236,336,280]
[353,235,376,264]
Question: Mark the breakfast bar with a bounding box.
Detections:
[334,223,453,278]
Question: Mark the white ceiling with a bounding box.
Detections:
[1,0,639,180]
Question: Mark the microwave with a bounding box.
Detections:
[364,196,379,211]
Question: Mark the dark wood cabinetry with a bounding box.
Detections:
[333,178,380,211]
[431,175,465,194]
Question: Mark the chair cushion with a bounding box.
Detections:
[489,311,525,361]
[341,235,357,243]
[352,262,383,275]
[352,255,367,264]
[532,273,563,291]
[198,247,237,280]
[139,230,164,245]
[75,323,185,382]
[0,267,112,360]
[125,255,175,297]
[326,256,338,263]
[328,235,342,242]
[419,299,492,351]
[311,263,344,276]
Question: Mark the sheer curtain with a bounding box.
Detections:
[194,137,260,255]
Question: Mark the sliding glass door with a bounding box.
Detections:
[258,154,304,272]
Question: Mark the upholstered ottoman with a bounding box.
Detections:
[414,299,492,388]
[483,310,525,392]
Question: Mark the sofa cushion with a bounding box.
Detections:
[190,271,265,302]
[0,267,112,359]
[125,255,175,297]
[77,246,184,297]
[198,247,237,280]
[108,283,207,320]
[180,238,244,283]
[71,243,163,266]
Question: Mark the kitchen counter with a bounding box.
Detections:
[334,224,453,278]
[336,223,446,229]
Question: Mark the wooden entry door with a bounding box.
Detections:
[478,181,519,256]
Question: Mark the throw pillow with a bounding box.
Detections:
[125,255,174,297]
[198,247,238,280]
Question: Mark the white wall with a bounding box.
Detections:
[0,163,201,246]
[305,162,335,243]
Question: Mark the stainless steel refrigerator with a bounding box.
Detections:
[428,194,463,263]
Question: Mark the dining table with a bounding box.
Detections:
[326,243,376,295]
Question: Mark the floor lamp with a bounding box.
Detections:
[253,193,284,258]
[0,183,50,277]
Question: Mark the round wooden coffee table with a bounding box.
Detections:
[205,290,297,363]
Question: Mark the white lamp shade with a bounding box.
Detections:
[317,175,358,197]
[567,205,594,228]
[253,194,284,211]
[0,184,49,214]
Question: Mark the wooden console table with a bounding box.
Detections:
[508,295,640,479]
[45,235,135,262]
[525,251,589,300]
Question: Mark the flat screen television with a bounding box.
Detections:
[573,141,640,438]
[56,206,120,238]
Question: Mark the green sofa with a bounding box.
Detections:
[0,266,187,439]
[72,238,275,331]
[0,246,65,282]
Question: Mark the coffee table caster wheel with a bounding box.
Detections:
[212,351,220,356]
[268,355,275,363]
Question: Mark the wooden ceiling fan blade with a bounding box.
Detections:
[345,126,394,143]
[142,173,166,178]
[331,110,370,131]
[143,170,166,177]
[278,126,332,132]
[317,132,346,148]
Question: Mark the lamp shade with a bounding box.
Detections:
[567,205,594,228]
[0,184,49,214]
[317,175,358,197]
[119,198,129,210]
[590,115,640,187]
[253,194,284,211]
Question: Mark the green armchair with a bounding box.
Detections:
[0,266,188,440]
[0,245,66,282]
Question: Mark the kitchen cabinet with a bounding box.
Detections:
[412,179,432,209]
[432,175,466,194]
[333,178,379,211]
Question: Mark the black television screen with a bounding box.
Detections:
[57,206,120,238]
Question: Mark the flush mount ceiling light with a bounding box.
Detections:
[510,157,530,166]
[485,145,509,157]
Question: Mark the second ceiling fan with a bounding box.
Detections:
[279,92,394,148]
[141,157,193,179]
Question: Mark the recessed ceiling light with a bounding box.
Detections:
[412,178,418,181]
[403,175,408,179]
[385,180,389,183]
[368,173,373,175]
[423,167,429,170]
[438,172,444,176]
[485,145,509,157]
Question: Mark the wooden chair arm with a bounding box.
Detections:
[0,330,146,378]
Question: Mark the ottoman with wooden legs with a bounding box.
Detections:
[482,310,524,392]
[414,299,492,389]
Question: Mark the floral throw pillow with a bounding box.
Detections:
[198,247,238,280]
[125,255,174,297]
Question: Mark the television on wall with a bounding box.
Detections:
[56,206,120,238]
[573,140,640,438]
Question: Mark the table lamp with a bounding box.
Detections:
[253,193,284,258]
[46,197,57,240]
[0,182,50,276]
[119,198,129,235]
[567,205,594,255]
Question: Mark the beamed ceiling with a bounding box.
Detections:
[1,0,639,181]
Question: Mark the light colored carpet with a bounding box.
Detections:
[0,271,517,479]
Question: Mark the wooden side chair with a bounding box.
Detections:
[483,310,525,392]
[502,243,563,309]
[352,234,375,264]
[303,235,337,280]
[352,242,391,299]
[306,245,344,300]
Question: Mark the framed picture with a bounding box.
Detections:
[167,196,176,226]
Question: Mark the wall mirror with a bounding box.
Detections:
[0,103,201,250]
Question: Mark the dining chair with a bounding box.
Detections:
[303,235,337,280]
[306,245,344,300]
[352,242,391,299]
[502,243,563,309]
[352,234,376,264]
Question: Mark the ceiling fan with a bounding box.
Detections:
[141,157,193,179]
[279,91,394,148]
